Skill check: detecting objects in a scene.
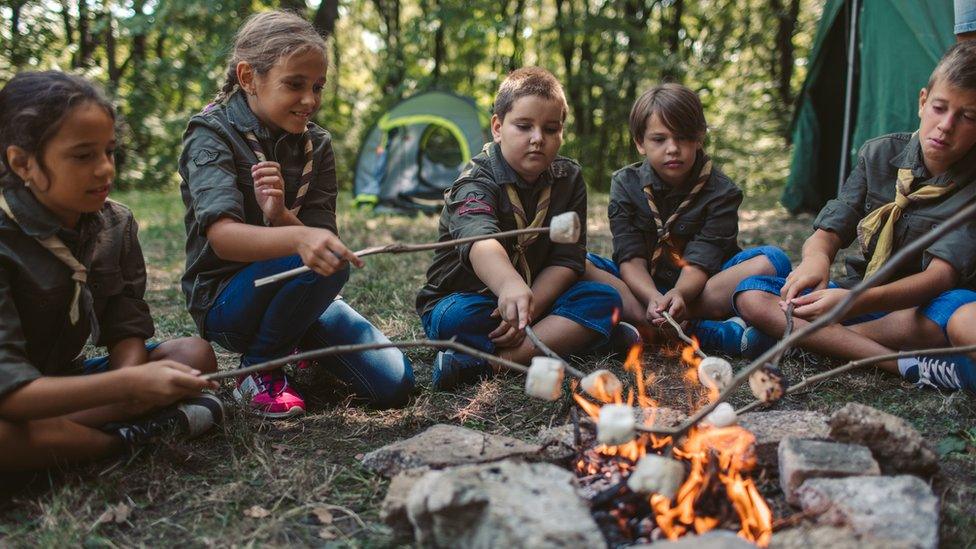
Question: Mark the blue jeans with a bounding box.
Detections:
[421,281,622,354]
[84,342,162,374]
[206,255,414,408]
[733,275,976,337]
[587,245,793,291]
[957,0,976,33]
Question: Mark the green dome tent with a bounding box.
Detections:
[781,0,954,213]
[353,91,488,214]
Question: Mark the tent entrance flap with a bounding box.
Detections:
[353,91,487,214]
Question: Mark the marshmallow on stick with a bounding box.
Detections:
[702,402,737,428]
[524,357,565,401]
[627,454,685,499]
[580,369,623,402]
[697,356,734,391]
[597,404,637,445]
[254,212,581,287]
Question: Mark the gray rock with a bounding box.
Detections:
[405,459,605,548]
[535,422,595,463]
[379,468,430,536]
[636,530,757,548]
[738,410,830,469]
[828,402,939,476]
[771,525,908,549]
[796,475,939,549]
[778,438,880,505]
[361,424,542,477]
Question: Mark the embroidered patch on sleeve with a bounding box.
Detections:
[192,149,219,167]
[458,193,494,216]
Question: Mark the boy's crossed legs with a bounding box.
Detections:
[735,277,976,391]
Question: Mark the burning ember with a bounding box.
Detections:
[572,344,773,546]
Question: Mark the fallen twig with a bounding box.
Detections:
[735,343,976,414]
[635,197,976,438]
[203,339,528,381]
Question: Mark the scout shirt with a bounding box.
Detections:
[608,153,743,289]
[179,91,340,335]
[0,184,154,399]
[415,142,588,318]
[816,132,976,288]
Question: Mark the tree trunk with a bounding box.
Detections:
[431,0,445,82]
[662,0,684,82]
[506,0,527,72]
[772,0,801,107]
[76,0,95,68]
[313,0,340,37]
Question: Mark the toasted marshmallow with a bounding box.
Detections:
[525,357,565,401]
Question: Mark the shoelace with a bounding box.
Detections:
[253,371,288,397]
[916,357,962,390]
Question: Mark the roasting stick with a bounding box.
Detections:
[735,343,976,414]
[524,325,586,378]
[253,211,582,287]
[631,197,976,438]
[202,339,528,381]
[660,312,707,360]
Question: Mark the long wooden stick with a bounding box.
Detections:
[735,343,976,414]
[633,198,976,437]
[523,325,586,378]
[203,339,528,381]
[253,226,551,287]
[661,312,707,359]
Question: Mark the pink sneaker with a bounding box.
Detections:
[233,370,305,418]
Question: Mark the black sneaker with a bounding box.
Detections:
[106,393,225,447]
[609,321,643,358]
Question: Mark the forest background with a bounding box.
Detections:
[0,0,818,196]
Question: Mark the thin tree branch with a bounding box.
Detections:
[735,343,976,414]
[203,339,529,381]
[661,312,707,359]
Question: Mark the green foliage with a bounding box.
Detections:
[0,0,819,193]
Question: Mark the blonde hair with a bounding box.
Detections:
[213,10,326,104]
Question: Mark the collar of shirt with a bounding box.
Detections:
[488,141,554,191]
[892,132,976,189]
[1,185,100,242]
[226,92,302,160]
[639,150,708,197]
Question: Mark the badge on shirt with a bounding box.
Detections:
[192,149,219,167]
[458,191,493,215]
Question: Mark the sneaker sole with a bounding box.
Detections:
[232,388,306,419]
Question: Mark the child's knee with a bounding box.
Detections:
[750,246,792,278]
[370,355,415,409]
[733,288,775,322]
[947,303,976,344]
[570,281,624,319]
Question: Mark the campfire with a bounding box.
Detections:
[572,344,774,546]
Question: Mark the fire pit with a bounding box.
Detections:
[572,344,773,546]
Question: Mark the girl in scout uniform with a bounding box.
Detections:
[417,67,629,391]
[735,41,976,392]
[0,72,221,472]
[180,11,413,417]
[585,83,792,357]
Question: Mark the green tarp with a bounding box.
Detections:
[781,0,955,213]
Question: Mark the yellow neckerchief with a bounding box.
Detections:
[642,155,712,275]
[0,192,89,326]
[504,183,552,286]
[856,142,957,277]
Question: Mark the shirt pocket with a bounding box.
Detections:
[898,211,942,253]
[863,190,891,214]
[88,268,125,299]
[671,219,704,238]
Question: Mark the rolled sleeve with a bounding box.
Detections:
[609,178,650,265]
[96,215,155,347]
[181,127,246,235]
[545,172,588,275]
[0,269,41,399]
[299,136,339,234]
[446,180,502,270]
[814,149,868,247]
[683,188,742,274]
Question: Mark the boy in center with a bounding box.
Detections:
[416,67,636,391]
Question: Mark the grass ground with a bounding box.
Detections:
[0,189,974,547]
